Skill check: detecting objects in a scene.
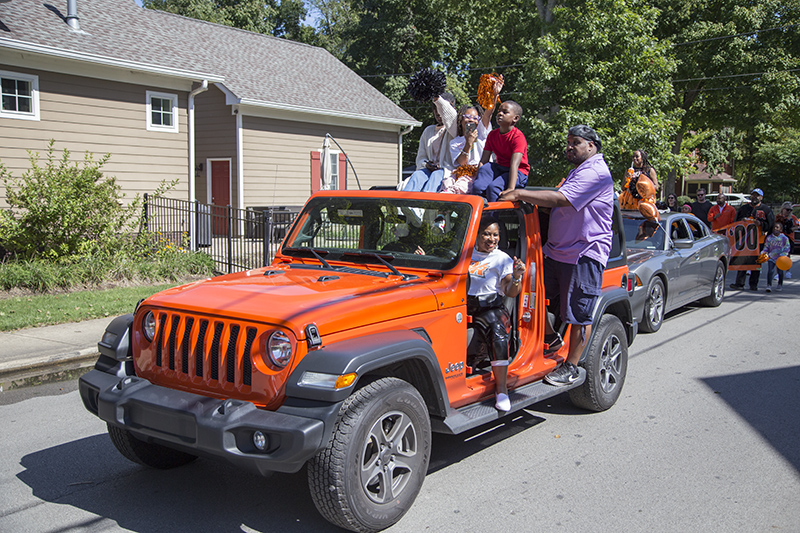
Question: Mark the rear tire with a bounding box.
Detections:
[700,261,726,307]
[107,424,197,469]
[308,377,431,532]
[569,314,628,412]
[639,277,664,333]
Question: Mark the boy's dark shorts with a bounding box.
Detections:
[544,255,604,326]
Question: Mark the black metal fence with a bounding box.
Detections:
[143,194,301,273]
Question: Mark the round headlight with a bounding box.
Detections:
[142,311,156,342]
[268,331,293,368]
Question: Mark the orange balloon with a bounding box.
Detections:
[636,178,655,199]
[776,255,792,271]
[638,201,659,222]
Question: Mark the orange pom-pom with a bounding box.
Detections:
[756,253,769,264]
[453,164,478,179]
[477,73,503,110]
[777,255,793,271]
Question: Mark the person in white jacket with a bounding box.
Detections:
[400,93,458,192]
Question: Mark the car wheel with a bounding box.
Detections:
[639,277,665,333]
[308,377,431,532]
[569,314,628,412]
[107,424,197,469]
[699,261,726,307]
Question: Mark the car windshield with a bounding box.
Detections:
[282,196,473,270]
[622,217,666,250]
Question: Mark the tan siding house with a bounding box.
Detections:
[0,0,419,218]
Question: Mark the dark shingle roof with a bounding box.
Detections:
[0,0,418,126]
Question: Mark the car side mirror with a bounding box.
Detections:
[672,238,693,249]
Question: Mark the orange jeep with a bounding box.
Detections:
[80,190,635,532]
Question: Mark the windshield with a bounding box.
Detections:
[282,196,473,270]
[622,216,666,250]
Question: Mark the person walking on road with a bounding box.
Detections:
[708,192,736,233]
[730,188,774,290]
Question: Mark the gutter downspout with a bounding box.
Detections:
[398,125,414,185]
[235,106,244,233]
[188,80,208,251]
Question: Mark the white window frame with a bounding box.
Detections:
[320,149,342,190]
[0,70,40,121]
[146,90,179,133]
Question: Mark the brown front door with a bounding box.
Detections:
[210,160,230,236]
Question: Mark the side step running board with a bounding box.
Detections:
[431,368,586,435]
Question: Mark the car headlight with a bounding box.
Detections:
[142,311,156,342]
[268,331,293,367]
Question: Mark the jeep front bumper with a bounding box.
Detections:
[79,368,341,474]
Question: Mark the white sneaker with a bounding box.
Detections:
[776,285,783,291]
[766,287,772,293]
[786,271,792,279]
[495,393,511,412]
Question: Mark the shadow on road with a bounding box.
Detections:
[17,411,555,531]
[701,365,800,474]
[17,434,336,532]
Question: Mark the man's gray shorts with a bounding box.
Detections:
[544,255,604,326]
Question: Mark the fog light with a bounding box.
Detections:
[253,430,267,451]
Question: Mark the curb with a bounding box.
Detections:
[0,349,98,392]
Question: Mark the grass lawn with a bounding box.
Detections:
[0,283,182,332]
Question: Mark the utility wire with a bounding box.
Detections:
[672,23,799,46]
[673,67,800,83]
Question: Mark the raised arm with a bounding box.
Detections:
[434,96,459,139]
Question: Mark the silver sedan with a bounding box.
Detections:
[622,211,731,333]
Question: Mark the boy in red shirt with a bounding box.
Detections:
[473,101,530,202]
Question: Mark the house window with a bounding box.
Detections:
[323,151,341,190]
[311,151,346,194]
[0,70,39,120]
[146,91,178,132]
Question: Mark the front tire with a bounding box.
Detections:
[639,277,665,333]
[308,377,431,533]
[699,261,726,307]
[569,314,628,412]
[107,424,197,469]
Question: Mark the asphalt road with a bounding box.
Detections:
[1,274,798,532]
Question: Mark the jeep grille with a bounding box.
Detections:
[135,311,283,405]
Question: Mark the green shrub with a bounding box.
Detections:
[0,140,138,260]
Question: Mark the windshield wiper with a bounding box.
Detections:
[283,247,334,270]
[341,251,413,280]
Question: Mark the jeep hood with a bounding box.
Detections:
[142,265,441,339]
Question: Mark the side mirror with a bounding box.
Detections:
[672,238,693,249]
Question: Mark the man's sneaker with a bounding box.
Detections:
[544,332,564,354]
[729,284,744,290]
[766,286,772,293]
[544,362,580,387]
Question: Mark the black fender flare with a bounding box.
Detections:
[284,329,449,415]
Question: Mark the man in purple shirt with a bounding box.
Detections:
[499,125,614,386]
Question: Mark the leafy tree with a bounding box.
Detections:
[521,0,679,185]
[652,0,800,195]
[142,0,315,40]
[753,128,800,203]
